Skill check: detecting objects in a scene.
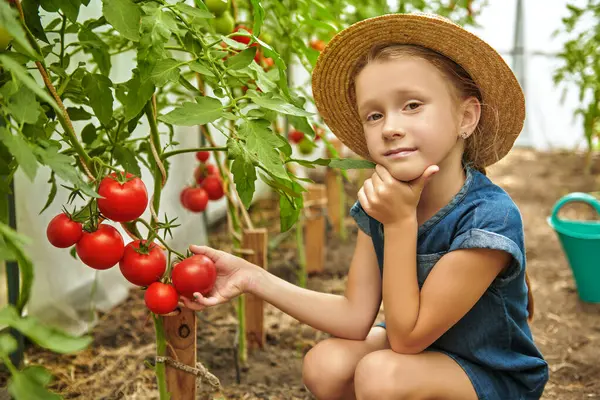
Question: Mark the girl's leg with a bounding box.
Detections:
[302,327,389,400]
[354,350,478,400]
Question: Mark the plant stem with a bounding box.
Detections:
[161,146,227,160]
[153,314,170,400]
[296,218,306,288]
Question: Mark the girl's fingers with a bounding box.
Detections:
[192,292,220,307]
[189,245,221,262]
[180,296,206,311]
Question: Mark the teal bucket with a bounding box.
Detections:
[547,192,600,303]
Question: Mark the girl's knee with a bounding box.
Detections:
[302,339,357,400]
[354,351,425,400]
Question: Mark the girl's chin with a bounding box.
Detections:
[379,161,426,182]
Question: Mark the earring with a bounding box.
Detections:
[460,131,469,139]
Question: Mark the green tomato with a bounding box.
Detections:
[0,26,13,51]
[298,139,314,155]
[259,32,274,46]
[214,11,235,35]
[205,0,230,17]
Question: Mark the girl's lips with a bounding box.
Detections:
[385,149,417,158]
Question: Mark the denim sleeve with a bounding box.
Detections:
[349,200,371,236]
[449,198,525,285]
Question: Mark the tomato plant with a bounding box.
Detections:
[171,255,217,299]
[144,282,179,315]
[119,240,167,286]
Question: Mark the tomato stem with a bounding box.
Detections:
[161,146,227,160]
[152,314,170,400]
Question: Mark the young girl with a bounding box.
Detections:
[182,13,549,400]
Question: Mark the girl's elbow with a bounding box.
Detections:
[388,334,427,354]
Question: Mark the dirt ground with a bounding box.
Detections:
[9,147,600,399]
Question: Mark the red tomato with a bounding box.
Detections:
[202,175,224,200]
[97,172,148,222]
[310,39,326,52]
[263,57,274,70]
[76,224,125,270]
[196,151,210,163]
[194,164,219,185]
[180,187,192,207]
[171,255,217,298]
[232,25,252,45]
[144,282,179,314]
[46,213,83,248]
[119,240,167,286]
[182,187,209,212]
[289,130,304,144]
[206,164,219,175]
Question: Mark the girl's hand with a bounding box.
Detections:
[179,245,259,312]
[358,164,439,226]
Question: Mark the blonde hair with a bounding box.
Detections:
[349,43,535,321]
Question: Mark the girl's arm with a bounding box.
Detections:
[186,230,382,340]
[251,230,383,339]
[382,222,510,354]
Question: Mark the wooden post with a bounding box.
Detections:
[164,308,197,399]
[242,228,268,350]
[303,184,327,274]
[326,138,344,235]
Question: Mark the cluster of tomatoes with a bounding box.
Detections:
[46,172,217,315]
[180,151,225,213]
[289,126,324,155]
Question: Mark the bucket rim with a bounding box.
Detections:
[547,216,600,240]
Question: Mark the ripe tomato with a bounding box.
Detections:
[194,164,219,185]
[180,187,192,207]
[232,25,252,45]
[171,255,217,298]
[196,151,210,163]
[310,39,326,52]
[119,240,167,286]
[144,282,179,314]
[262,57,274,70]
[98,172,148,222]
[202,175,224,200]
[289,130,304,144]
[76,224,125,270]
[182,187,209,212]
[46,213,83,248]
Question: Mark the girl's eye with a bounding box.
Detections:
[405,102,421,111]
[366,113,383,122]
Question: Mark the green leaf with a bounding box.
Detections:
[81,123,97,145]
[328,158,376,170]
[278,181,303,232]
[138,6,174,76]
[0,224,33,313]
[39,172,57,214]
[53,0,83,23]
[78,28,111,76]
[22,0,49,43]
[0,127,38,181]
[6,85,41,125]
[229,139,256,208]
[0,306,92,353]
[122,72,155,122]
[102,0,141,41]
[174,3,213,19]
[250,0,265,36]
[158,97,223,126]
[189,61,215,77]
[0,2,37,58]
[0,333,18,354]
[241,120,288,180]
[150,58,182,87]
[8,367,61,400]
[82,73,113,126]
[66,107,92,121]
[114,145,141,177]
[247,90,312,117]
[226,47,257,70]
[0,56,59,113]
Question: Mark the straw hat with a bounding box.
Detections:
[312,13,525,167]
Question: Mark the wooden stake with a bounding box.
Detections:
[303,184,327,274]
[326,138,344,235]
[242,228,268,351]
[164,308,197,399]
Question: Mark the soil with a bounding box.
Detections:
[5,148,600,399]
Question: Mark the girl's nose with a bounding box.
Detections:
[382,116,406,140]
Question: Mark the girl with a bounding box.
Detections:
[182,13,549,400]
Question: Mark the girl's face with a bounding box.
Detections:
[355,57,471,182]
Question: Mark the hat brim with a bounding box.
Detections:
[312,13,525,167]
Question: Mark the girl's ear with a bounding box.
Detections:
[459,97,481,137]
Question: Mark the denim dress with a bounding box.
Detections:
[350,165,549,400]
